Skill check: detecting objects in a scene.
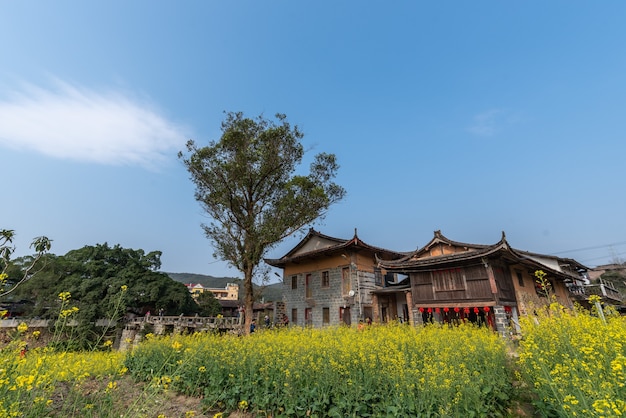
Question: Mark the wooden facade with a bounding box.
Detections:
[375,231,591,334]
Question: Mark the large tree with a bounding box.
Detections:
[10,243,199,323]
[179,112,345,333]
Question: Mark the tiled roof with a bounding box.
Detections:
[265,228,406,268]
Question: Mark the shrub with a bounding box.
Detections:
[126,323,512,417]
[517,303,626,417]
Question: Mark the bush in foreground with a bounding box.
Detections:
[126,323,512,417]
[516,301,626,417]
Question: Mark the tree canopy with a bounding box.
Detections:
[179,112,345,333]
[8,243,198,322]
[195,290,223,317]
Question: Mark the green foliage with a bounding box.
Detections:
[126,324,512,417]
[179,112,345,332]
[195,291,222,317]
[8,243,199,347]
[517,304,626,417]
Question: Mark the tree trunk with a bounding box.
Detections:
[243,266,255,335]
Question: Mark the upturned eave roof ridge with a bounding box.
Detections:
[266,239,404,267]
[282,228,347,259]
[378,239,509,270]
[377,231,509,268]
[265,228,405,268]
[378,242,584,283]
[422,230,491,252]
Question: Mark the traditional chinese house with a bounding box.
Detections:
[265,228,405,327]
[374,230,591,334]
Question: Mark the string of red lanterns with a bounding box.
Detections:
[418,306,496,314]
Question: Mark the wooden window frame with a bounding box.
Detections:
[321,271,330,288]
[305,274,312,298]
[432,268,466,292]
[342,267,351,296]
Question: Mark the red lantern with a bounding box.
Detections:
[463,307,470,314]
[443,307,449,312]
[504,306,512,313]
[484,306,490,312]
[427,308,432,313]
[454,307,460,313]
[473,307,479,314]
[435,307,440,314]
[419,307,424,313]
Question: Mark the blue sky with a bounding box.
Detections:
[1,2,625,280]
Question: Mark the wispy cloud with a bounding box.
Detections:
[0,80,190,168]
[467,109,504,137]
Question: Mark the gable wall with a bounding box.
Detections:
[292,237,342,257]
[419,244,472,259]
[281,250,381,327]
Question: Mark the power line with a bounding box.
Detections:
[579,250,626,264]
[550,241,626,256]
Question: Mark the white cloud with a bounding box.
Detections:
[0,80,190,168]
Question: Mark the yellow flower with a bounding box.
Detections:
[172,341,183,350]
[588,294,602,304]
[120,285,128,292]
[0,272,8,283]
[58,291,71,302]
[103,340,113,348]
[198,366,206,373]
[17,322,28,333]
[185,411,196,418]
[238,400,248,410]
[32,330,40,339]
[60,306,79,318]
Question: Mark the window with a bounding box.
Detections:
[291,275,298,290]
[291,308,297,324]
[432,268,466,291]
[322,307,330,324]
[374,267,383,286]
[342,267,351,295]
[322,271,330,288]
[516,271,524,287]
[305,274,312,298]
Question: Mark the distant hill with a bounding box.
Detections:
[166,272,283,302]
[167,272,240,288]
